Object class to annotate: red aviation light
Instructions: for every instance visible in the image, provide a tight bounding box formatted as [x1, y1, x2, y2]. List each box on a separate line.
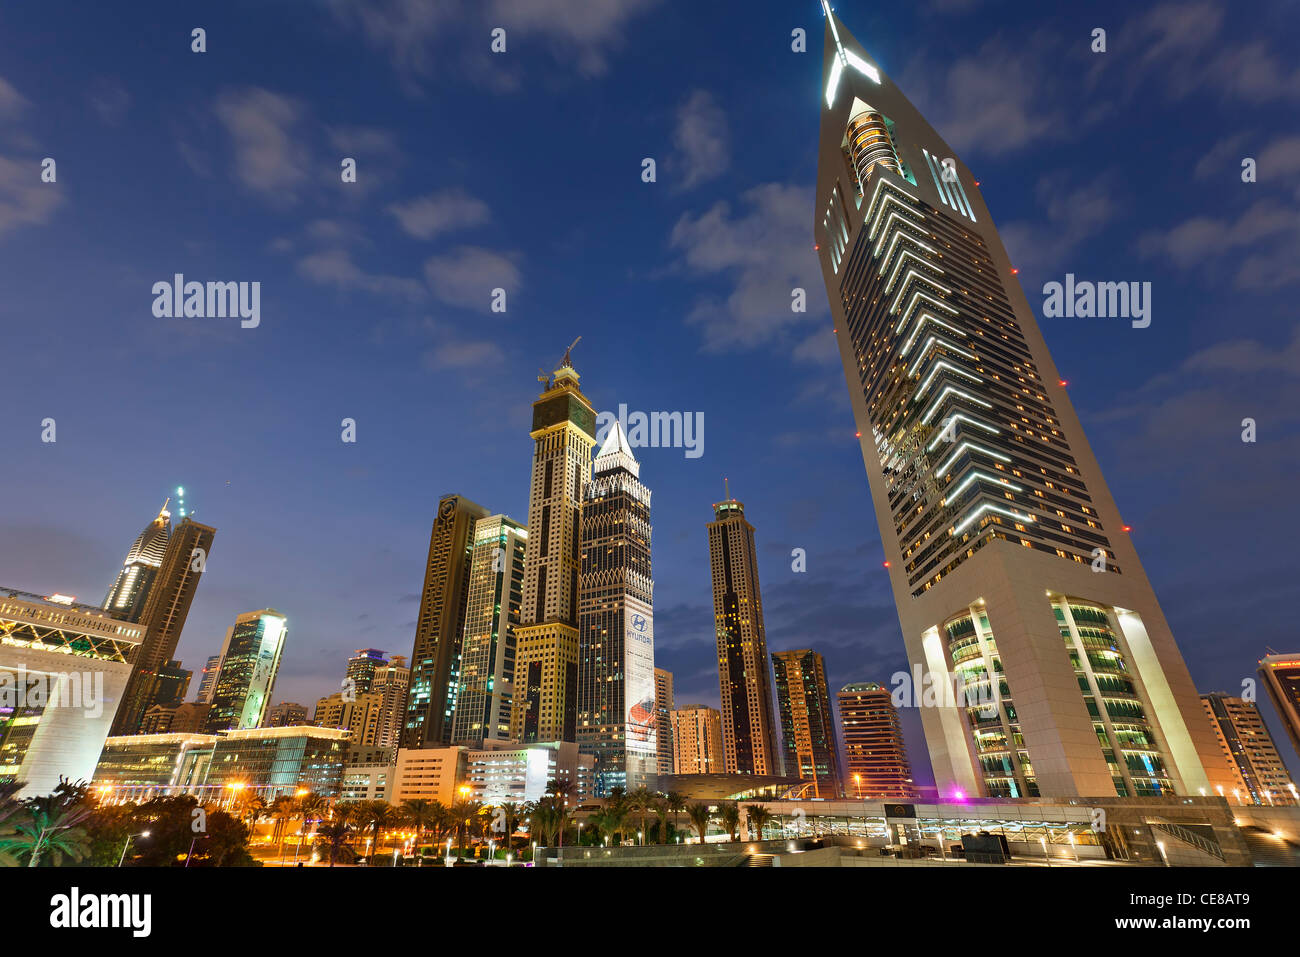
[1059, 379, 1068, 387]
[1122, 525, 1132, 533]
[1010, 267, 1019, 275]
[883, 561, 891, 568]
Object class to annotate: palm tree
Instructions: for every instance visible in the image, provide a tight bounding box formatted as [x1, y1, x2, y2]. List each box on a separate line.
[665, 791, 686, 840]
[686, 802, 712, 845]
[296, 792, 330, 857]
[356, 800, 396, 862]
[627, 787, 653, 845]
[1, 780, 93, 867]
[400, 798, 436, 845]
[314, 821, 353, 867]
[719, 802, 741, 842]
[652, 800, 670, 844]
[603, 802, 628, 846]
[495, 801, 523, 849]
[450, 800, 482, 859]
[745, 804, 773, 841]
[269, 795, 296, 856]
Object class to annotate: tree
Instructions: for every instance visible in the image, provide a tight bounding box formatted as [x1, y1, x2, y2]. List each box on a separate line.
[665, 791, 686, 840]
[495, 801, 523, 850]
[719, 802, 741, 842]
[0, 778, 93, 867]
[686, 803, 713, 845]
[450, 800, 483, 858]
[355, 800, 396, 861]
[0, 782, 24, 867]
[314, 821, 353, 867]
[745, 804, 773, 841]
[627, 787, 654, 845]
[269, 795, 296, 856]
[652, 800, 670, 844]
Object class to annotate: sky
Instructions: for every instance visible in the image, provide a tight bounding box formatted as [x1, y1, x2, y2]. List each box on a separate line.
[2, 0, 1298, 786]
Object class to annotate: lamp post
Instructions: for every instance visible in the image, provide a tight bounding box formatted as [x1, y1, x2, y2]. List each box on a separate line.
[117, 830, 150, 867]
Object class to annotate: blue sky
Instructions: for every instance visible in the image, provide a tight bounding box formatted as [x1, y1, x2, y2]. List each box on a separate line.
[2, 0, 1298, 786]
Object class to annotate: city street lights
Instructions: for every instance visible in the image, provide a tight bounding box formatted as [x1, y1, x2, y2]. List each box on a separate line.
[118, 830, 150, 867]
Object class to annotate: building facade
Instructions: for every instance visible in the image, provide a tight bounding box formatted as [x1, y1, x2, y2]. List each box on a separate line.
[654, 667, 675, 776]
[578, 422, 656, 795]
[511, 356, 596, 744]
[772, 650, 844, 798]
[196, 654, 223, 704]
[812, 4, 1231, 800]
[111, 516, 216, 735]
[670, 705, 724, 775]
[1202, 693, 1295, 805]
[403, 494, 490, 749]
[0, 589, 143, 796]
[707, 492, 779, 775]
[204, 610, 287, 733]
[101, 502, 171, 623]
[838, 682, 915, 798]
[266, 701, 309, 727]
[346, 648, 387, 695]
[465, 739, 595, 806]
[391, 746, 467, 805]
[1259, 653, 1300, 759]
[451, 515, 526, 746]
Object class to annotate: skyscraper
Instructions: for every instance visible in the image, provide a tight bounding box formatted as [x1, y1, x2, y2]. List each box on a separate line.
[204, 609, 287, 732]
[373, 655, 410, 750]
[707, 489, 778, 775]
[838, 682, 914, 799]
[196, 654, 223, 704]
[654, 667, 675, 776]
[102, 502, 171, 622]
[1201, 693, 1295, 805]
[403, 494, 490, 749]
[813, 4, 1232, 799]
[346, 649, 387, 695]
[452, 515, 526, 746]
[511, 350, 596, 744]
[111, 515, 216, 735]
[772, 649, 844, 798]
[671, 705, 724, 775]
[577, 422, 655, 795]
[1259, 653, 1300, 758]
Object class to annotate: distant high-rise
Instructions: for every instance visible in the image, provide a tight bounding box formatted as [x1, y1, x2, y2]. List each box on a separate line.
[373, 655, 410, 750]
[838, 682, 914, 799]
[578, 422, 655, 795]
[654, 667, 675, 776]
[403, 494, 490, 749]
[452, 516, 526, 746]
[196, 654, 223, 703]
[707, 489, 778, 775]
[1259, 653, 1300, 759]
[772, 650, 843, 798]
[111, 515, 216, 735]
[102, 502, 171, 622]
[315, 690, 384, 745]
[1201, 693, 1295, 805]
[511, 351, 596, 744]
[267, 701, 309, 727]
[813, 3, 1231, 799]
[671, 705, 724, 775]
[346, 649, 387, 695]
[204, 609, 287, 733]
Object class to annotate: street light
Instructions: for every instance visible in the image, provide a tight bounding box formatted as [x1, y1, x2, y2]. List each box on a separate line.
[117, 830, 150, 867]
[854, 774, 862, 800]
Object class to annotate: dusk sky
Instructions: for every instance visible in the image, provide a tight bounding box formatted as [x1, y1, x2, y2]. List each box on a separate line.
[2, 0, 1298, 784]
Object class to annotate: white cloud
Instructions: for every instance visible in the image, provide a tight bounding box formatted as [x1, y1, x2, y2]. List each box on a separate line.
[297, 248, 424, 300]
[671, 90, 729, 190]
[487, 0, 662, 75]
[388, 189, 490, 239]
[423, 246, 521, 310]
[214, 88, 308, 199]
[0, 154, 62, 238]
[670, 182, 825, 351]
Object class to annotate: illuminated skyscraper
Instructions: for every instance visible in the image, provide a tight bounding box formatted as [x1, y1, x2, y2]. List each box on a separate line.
[452, 515, 526, 745]
[772, 649, 843, 798]
[813, 4, 1232, 799]
[1201, 693, 1294, 806]
[671, 705, 724, 775]
[403, 494, 490, 749]
[838, 682, 914, 799]
[204, 609, 287, 732]
[511, 350, 596, 744]
[707, 489, 778, 775]
[196, 654, 223, 703]
[346, 649, 387, 695]
[654, 667, 675, 776]
[111, 515, 215, 735]
[578, 422, 655, 795]
[102, 502, 171, 622]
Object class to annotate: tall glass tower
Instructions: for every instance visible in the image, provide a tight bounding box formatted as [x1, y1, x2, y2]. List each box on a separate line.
[102, 501, 172, 622]
[578, 421, 655, 795]
[813, 4, 1232, 799]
